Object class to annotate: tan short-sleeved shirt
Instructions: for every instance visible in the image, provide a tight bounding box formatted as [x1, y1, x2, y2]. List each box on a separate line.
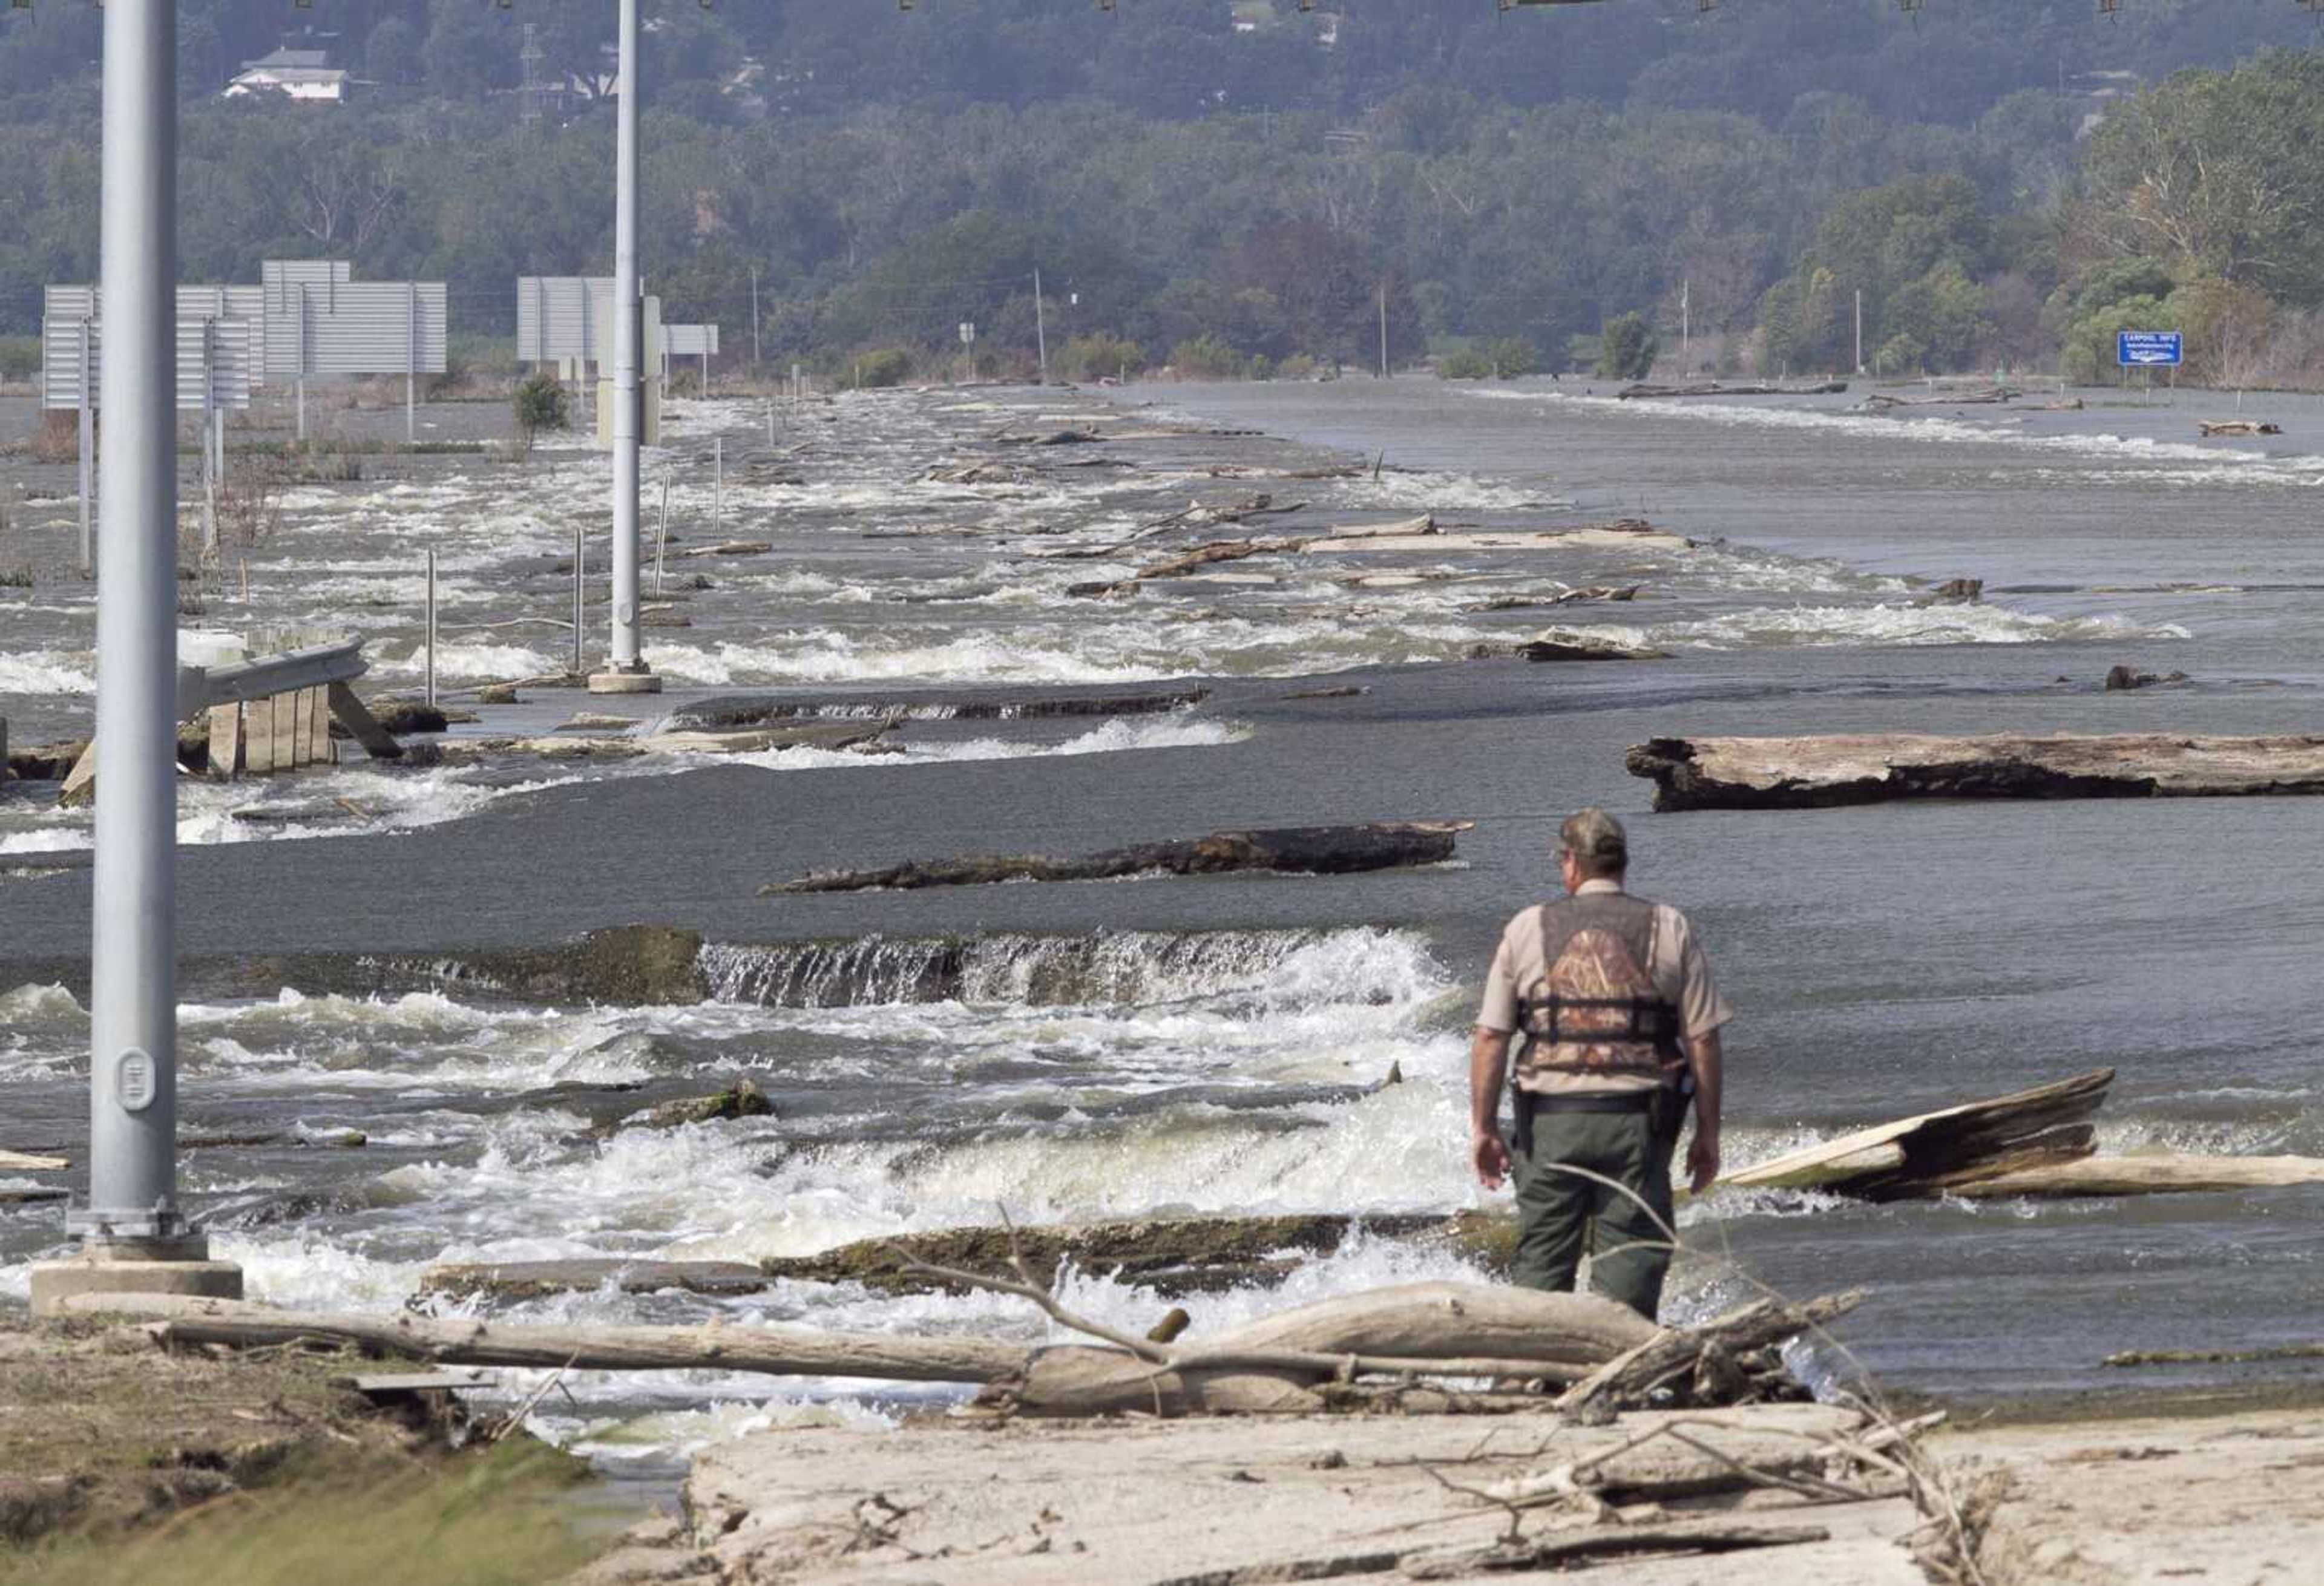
[1476, 879, 1732, 1096]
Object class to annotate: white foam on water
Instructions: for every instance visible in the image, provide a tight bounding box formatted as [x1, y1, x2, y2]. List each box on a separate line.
[724, 713, 1250, 773]
[540, 1395, 899, 1470]
[209, 1228, 430, 1314]
[0, 983, 84, 1023]
[0, 828, 91, 854]
[1558, 601, 2188, 651]
[375, 640, 563, 682]
[1354, 471, 1567, 513]
[1463, 386, 2324, 487]
[0, 649, 95, 695]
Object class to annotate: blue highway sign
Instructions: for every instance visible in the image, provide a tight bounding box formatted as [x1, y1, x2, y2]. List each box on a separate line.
[2118, 330, 2183, 367]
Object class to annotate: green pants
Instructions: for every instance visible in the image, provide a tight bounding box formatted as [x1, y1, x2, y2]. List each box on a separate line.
[1510, 1106, 1676, 1321]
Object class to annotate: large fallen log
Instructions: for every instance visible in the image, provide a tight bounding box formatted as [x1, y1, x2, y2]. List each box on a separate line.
[1618, 381, 1849, 399]
[1460, 585, 1641, 612]
[1865, 387, 2017, 408]
[2198, 419, 2281, 437]
[75, 1295, 1029, 1383]
[1303, 521, 1692, 555]
[665, 687, 1209, 728]
[71, 1282, 1678, 1419]
[1627, 732, 2324, 811]
[432, 720, 890, 763]
[1006, 1283, 1658, 1417]
[756, 1213, 1495, 1297]
[422, 1259, 773, 1303]
[760, 821, 1468, 895]
[1720, 1070, 2111, 1201]
[1948, 1153, 2324, 1199]
[1471, 633, 1670, 663]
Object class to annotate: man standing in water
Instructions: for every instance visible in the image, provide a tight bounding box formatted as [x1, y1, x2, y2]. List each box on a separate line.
[1468, 810, 1728, 1320]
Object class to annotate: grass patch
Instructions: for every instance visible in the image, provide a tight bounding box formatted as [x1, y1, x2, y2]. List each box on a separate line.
[1, 1441, 599, 1586]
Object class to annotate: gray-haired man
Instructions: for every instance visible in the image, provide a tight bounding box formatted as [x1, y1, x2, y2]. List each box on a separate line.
[1468, 809, 1729, 1319]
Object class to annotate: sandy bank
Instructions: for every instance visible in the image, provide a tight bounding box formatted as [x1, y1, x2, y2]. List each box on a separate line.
[577, 1395, 2324, 1586]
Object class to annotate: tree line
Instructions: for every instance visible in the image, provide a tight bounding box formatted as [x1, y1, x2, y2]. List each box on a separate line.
[4, 6, 2323, 384]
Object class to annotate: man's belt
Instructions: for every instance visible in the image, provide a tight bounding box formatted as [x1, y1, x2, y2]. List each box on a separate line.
[1522, 1090, 1661, 1115]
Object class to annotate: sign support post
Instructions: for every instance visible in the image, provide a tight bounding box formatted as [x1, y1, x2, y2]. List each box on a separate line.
[31, 0, 243, 1316]
[405, 281, 417, 446]
[76, 318, 94, 578]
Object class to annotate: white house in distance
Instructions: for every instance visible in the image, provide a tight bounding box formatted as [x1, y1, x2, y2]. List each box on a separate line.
[223, 47, 352, 105]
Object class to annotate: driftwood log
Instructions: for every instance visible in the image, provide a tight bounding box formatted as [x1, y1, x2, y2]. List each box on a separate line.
[1000, 1283, 1661, 1417]
[1068, 536, 1307, 598]
[753, 1213, 1497, 1297]
[1304, 520, 1692, 555]
[0, 1150, 67, 1171]
[2198, 419, 2281, 437]
[665, 687, 1208, 728]
[1865, 387, 2017, 408]
[67, 1281, 1713, 1418]
[1954, 1153, 2324, 1199]
[433, 720, 890, 763]
[1618, 381, 1848, 399]
[1627, 732, 2324, 810]
[1477, 634, 1670, 663]
[1460, 585, 1641, 612]
[761, 821, 1468, 895]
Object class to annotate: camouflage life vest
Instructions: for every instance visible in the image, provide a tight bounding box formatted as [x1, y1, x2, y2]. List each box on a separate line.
[1513, 892, 1686, 1084]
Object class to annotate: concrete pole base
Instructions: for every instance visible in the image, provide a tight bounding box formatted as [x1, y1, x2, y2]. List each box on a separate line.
[586, 670, 663, 695]
[29, 1239, 243, 1318]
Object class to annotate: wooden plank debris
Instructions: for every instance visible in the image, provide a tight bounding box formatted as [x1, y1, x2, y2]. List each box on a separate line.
[1721, 1071, 2112, 1201]
[246, 688, 278, 776]
[0, 1150, 69, 1171]
[336, 1371, 490, 1398]
[326, 683, 405, 761]
[206, 703, 243, 780]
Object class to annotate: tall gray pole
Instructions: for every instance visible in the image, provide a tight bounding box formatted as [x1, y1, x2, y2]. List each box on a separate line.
[89, 0, 182, 1247]
[1033, 268, 1048, 385]
[33, 0, 239, 1312]
[591, 0, 658, 694]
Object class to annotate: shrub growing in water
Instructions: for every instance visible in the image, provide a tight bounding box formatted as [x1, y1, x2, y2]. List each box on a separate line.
[512, 374, 570, 437]
[1483, 337, 1538, 379]
[854, 347, 916, 388]
[1597, 313, 1657, 380]
[1059, 334, 1144, 382]
[1437, 347, 1492, 380]
[1168, 333, 1244, 379]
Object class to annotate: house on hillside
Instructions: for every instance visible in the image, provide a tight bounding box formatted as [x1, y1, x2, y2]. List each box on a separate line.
[223, 47, 352, 105]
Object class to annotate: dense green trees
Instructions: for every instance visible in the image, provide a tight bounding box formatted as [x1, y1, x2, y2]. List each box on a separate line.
[7, 8, 2324, 382]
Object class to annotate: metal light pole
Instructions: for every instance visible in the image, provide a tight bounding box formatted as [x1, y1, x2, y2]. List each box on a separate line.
[31, 0, 241, 1314]
[589, 0, 661, 694]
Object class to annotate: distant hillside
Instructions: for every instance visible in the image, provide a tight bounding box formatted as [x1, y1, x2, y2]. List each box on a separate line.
[5, 1, 2322, 126]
